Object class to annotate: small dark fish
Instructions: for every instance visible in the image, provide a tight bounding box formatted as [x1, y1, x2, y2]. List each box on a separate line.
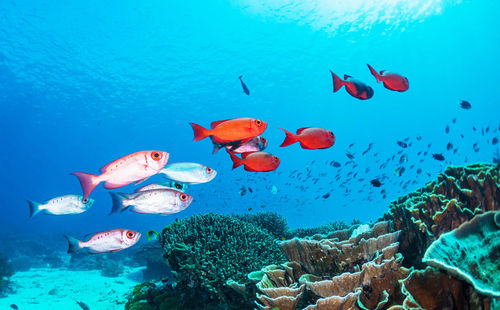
[452, 118, 456, 124]
[492, 137, 498, 145]
[460, 100, 471, 109]
[397, 141, 408, 148]
[398, 167, 405, 176]
[486, 126, 490, 133]
[416, 168, 422, 174]
[472, 126, 476, 131]
[432, 153, 445, 161]
[416, 136, 422, 141]
[346, 151, 354, 159]
[446, 142, 453, 151]
[473, 142, 478, 149]
[453, 148, 458, 154]
[76, 301, 90, 310]
[349, 143, 355, 148]
[238, 75, 250, 95]
[445, 125, 450, 134]
[370, 179, 382, 187]
[10, 305, 18, 310]
[399, 154, 408, 164]
[248, 187, 253, 193]
[322, 193, 330, 199]
[404, 137, 410, 142]
[460, 134, 464, 138]
[333, 161, 341, 167]
[248, 208, 253, 211]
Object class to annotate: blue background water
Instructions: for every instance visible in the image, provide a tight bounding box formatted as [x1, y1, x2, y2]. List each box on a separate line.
[0, 0, 498, 243]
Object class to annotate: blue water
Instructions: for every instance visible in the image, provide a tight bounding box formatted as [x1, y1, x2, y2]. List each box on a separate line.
[0, 0, 499, 241]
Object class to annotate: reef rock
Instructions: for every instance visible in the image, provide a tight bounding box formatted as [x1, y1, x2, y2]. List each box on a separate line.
[384, 163, 499, 268]
[423, 211, 500, 298]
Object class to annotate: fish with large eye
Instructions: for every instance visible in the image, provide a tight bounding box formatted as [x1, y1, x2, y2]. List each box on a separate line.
[330, 70, 374, 100]
[71, 150, 169, 201]
[109, 188, 193, 215]
[65, 229, 141, 254]
[367, 64, 409, 92]
[279, 127, 335, 149]
[227, 151, 280, 172]
[27, 194, 94, 218]
[189, 117, 267, 144]
[213, 136, 269, 154]
[159, 162, 217, 184]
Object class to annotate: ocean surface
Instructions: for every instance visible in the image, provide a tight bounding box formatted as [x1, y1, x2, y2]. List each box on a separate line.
[0, 0, 499, 309]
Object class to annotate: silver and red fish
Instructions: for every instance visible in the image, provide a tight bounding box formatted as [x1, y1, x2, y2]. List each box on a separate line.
[330, 70, 374, 100]
[367, 64, 409, 92]
[72, 150, 169, 201]
[65, 229, 141, 254]
[159, 162, 216, 184]
[212, 136, 268, 154]
[135, 181, 187, 192]
[27, 195, 94, 218]
[109, 188, 193, 215]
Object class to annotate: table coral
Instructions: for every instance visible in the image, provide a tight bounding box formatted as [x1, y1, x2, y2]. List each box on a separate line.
[384, 163, 499, 268]
[422, 211, 500, 298]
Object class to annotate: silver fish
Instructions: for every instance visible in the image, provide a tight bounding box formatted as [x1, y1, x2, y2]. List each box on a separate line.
[65, 229, 140, 254]
[134, 181, 187, 193]
[159, 162, 216, 184]
[227, 136, 268, 153]
[109, 189, 193, 215]
[27, 195, 94, 218]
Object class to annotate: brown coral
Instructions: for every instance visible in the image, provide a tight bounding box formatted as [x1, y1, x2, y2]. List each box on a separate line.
[384, 163, 499, 267]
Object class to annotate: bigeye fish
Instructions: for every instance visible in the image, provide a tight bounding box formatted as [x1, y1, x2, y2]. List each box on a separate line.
[65, 229, 141, 254]
[189, 118, 267, 143]
[279, 127, 335, 149]
[72, 150, 169, 201]
[159, 162, 217, 184]
[367, 64, 409, 92]
[109, 189, 193, 215]
[27, 195, 94, 218]
[330, 70, 374, 100]
[212, 136, 268, 154]
[134, 181, 188, 193]
[228, 151, 280, 172]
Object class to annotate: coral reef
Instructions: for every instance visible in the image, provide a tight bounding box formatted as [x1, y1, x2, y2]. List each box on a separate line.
[422, 211, 500, 297]
[133, 243, 173, 282]
[235, 212, 289, 240]
[0, 253, 14, 296]
[126, 213, 285, 309]
[286, 219, 360, 239]
[384, 163, 499, 267]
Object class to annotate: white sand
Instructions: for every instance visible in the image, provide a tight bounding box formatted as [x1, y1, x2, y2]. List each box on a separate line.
[0, 267, 144, 309]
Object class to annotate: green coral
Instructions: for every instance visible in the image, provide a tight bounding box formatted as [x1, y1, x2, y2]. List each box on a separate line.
[234, 212, 289, 239]
[133, 213, 285, 309]
[286, 219, 360, 239]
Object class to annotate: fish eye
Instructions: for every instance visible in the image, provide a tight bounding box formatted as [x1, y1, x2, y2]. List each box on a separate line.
[255, 120, 263, 126]
[126, 231, 135, 239]
[180, 194, 188, 202]
[260, 137, 266, 143]
[273, 156, 279, 161]
[206, 166, 213, 173]
[151, 152, 162, 161]
[175, 183, 182, 190]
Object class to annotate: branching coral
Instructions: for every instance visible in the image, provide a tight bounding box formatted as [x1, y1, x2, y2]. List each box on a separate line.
[234, 212, 289, 240]
[384, 163, 499, 268]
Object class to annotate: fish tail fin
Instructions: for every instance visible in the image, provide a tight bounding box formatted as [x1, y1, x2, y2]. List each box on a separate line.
[330, 70, 344, 92]
[65, 235, 83, 254]
[189, 123, 210, 141]
[147, 230, 159, 241]
[279, 128, 299, 147]
[367, 64, 381, 83]
[27, 200, 43, 218]
[227, 151, 244, 170]
[71, 172, 100, 201]
[238, 75, 242, 79]
[109, 192, 130, 214]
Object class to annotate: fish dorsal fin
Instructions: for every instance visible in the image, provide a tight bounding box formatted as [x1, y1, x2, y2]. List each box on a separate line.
[380, 70, 386, 75]
[211, 119, 233, 129]
[241, 152, 256, 159]
[344, 74, 352, 80]
[296, 127, 312, 135]
[99, 162, 113, 173]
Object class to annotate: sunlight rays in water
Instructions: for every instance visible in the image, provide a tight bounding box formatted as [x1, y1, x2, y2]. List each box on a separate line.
[233, 0, 456, 33]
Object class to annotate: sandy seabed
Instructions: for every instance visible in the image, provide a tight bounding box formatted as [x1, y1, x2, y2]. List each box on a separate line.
[0, 267, 143, 310]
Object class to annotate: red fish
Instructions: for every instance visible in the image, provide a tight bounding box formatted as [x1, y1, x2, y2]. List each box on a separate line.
[228, 151, 280, 172]
[72, 151, 169, 201]
[189, 118, 267, 143]
[279, 127, 335, 149]
[330, 70, 374, 100]
[367, 64, 409, 92]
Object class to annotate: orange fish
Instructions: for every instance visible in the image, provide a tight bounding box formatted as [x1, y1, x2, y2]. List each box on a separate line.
[72, 151, 169, 201]
[189, 118, 267, 143]
[367, 64, 409, 92]
[228, 151, 280, 172]
[279, 127, 335, 149]
[330, 70, 374, 100]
